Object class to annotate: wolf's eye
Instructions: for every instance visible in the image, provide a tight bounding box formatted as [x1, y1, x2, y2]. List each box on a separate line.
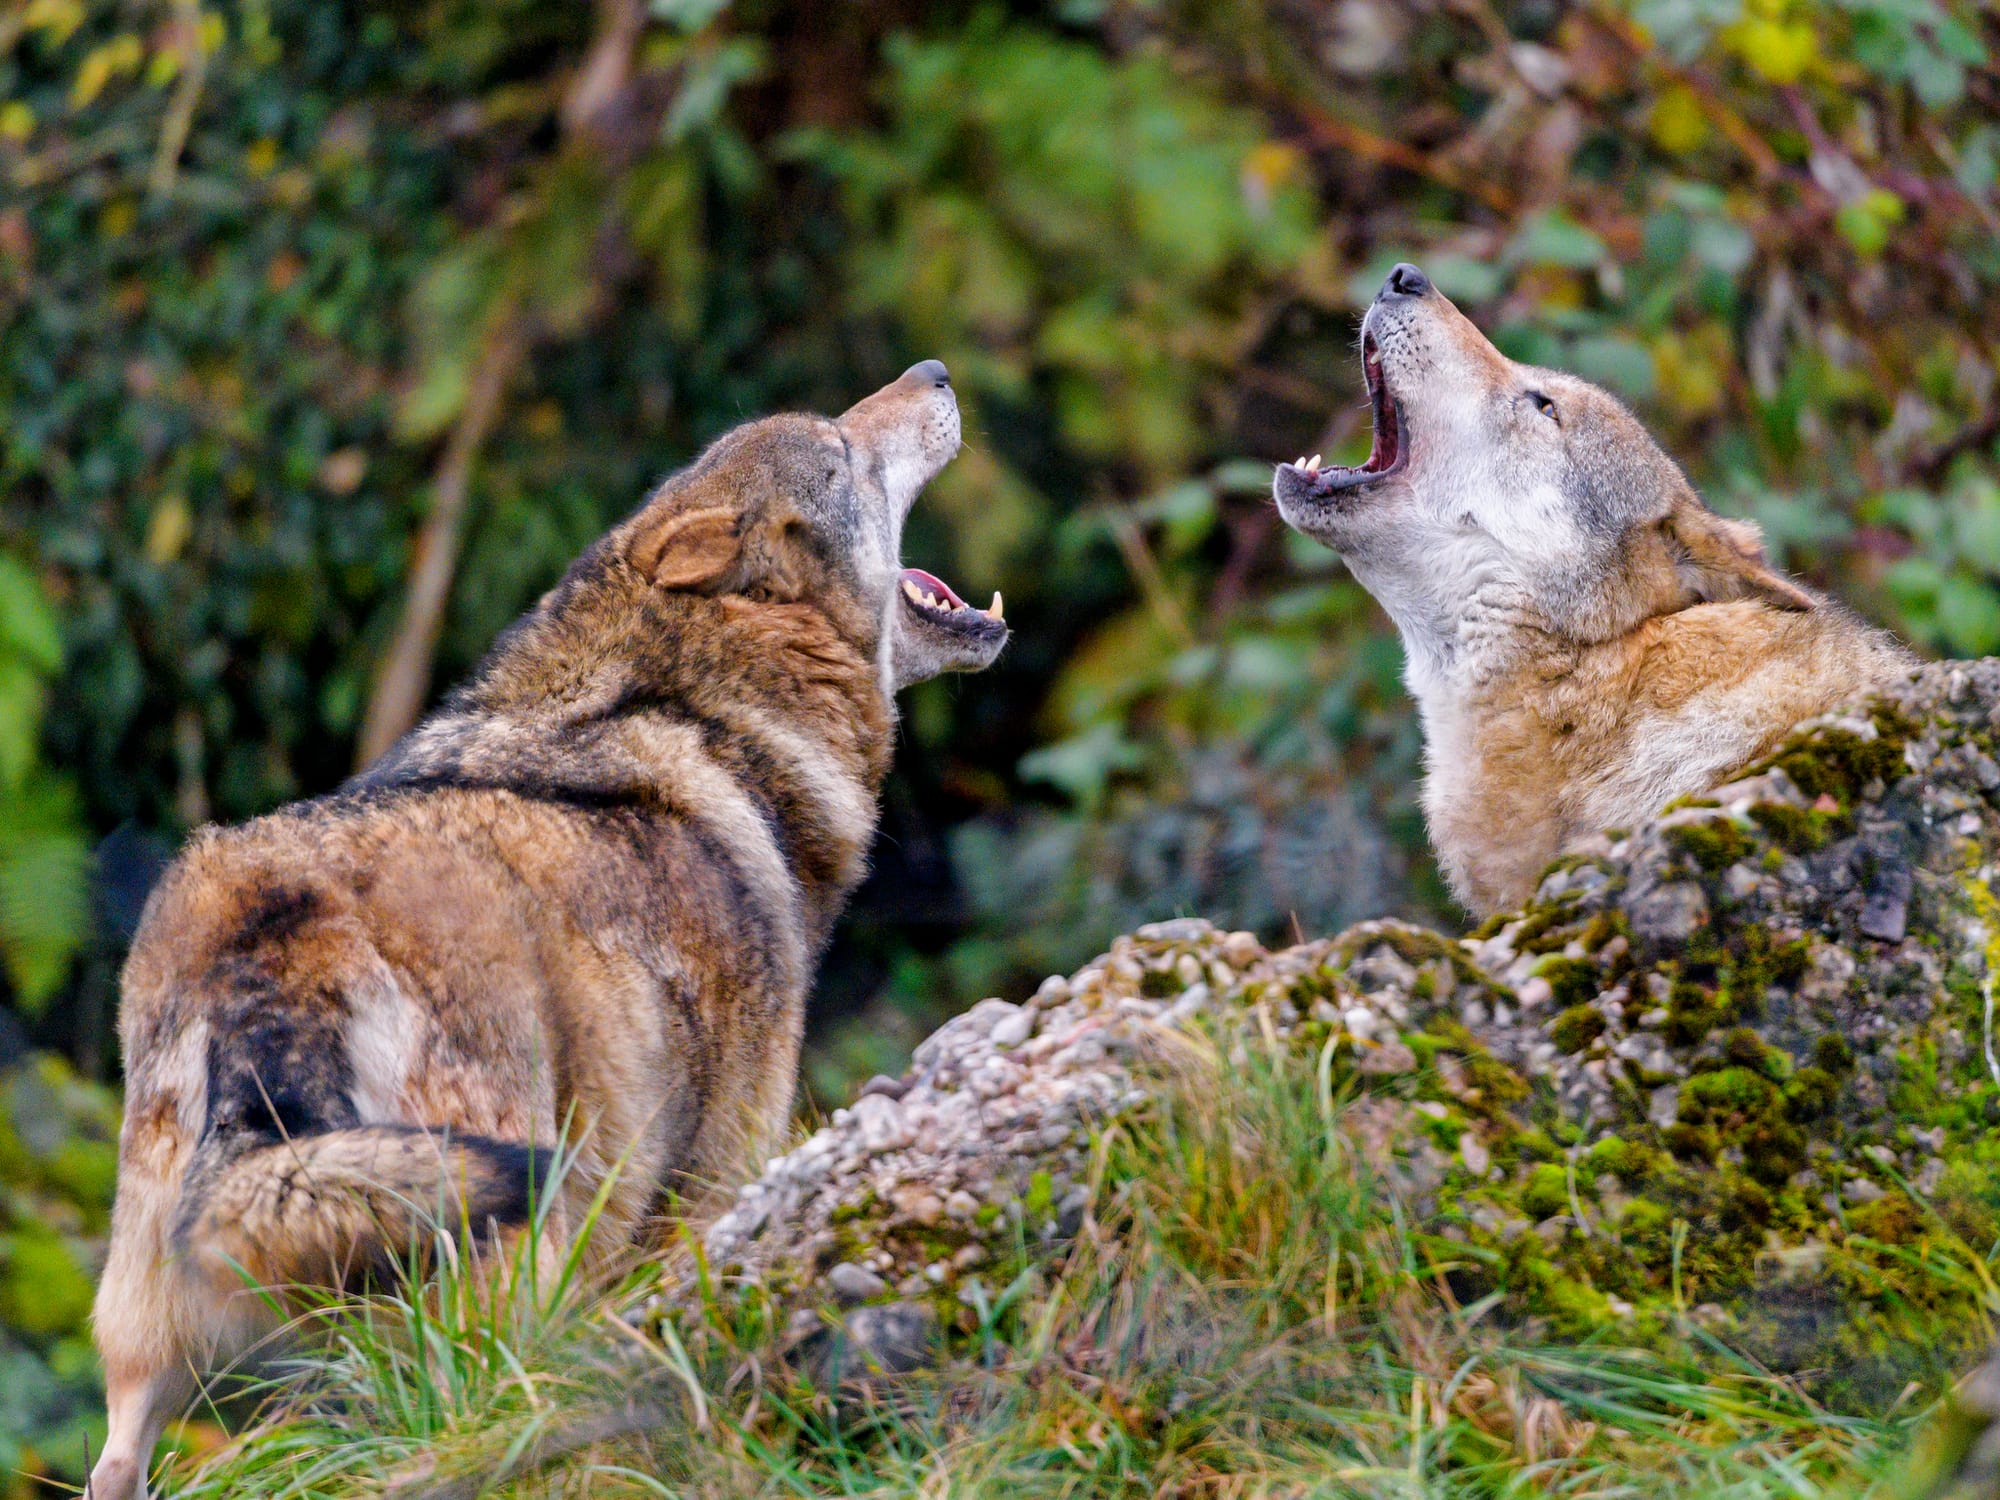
[1525, 391, 1558, 423]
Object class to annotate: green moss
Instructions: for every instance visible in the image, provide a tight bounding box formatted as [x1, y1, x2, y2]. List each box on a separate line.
[1740, 1120, 1807, 1185]
[1813, 1034, 1855, 1074]
[1584, 1135, 1663, 1183]
[1757, 713, 1911, 808]
[1140, 967, 1184, 998]
[1783, 1067, 1841, 1121]
[1023, 1170, 1054, 1219]
[1666, 1121, 1719, 1160]
[0, 1226, 93, 1338]
[1722, 1027, 1791, 1079]
[1847, 1192, 1924, 1246]
[1536, 956, 1602, 1010]
[1665, 818, 1749, 873]
[1684, 1066, 1775, 1117]
[1718, 1172, 1774, 1231]
[1665, 978, 1728, 1046]
[1550, 1003, 1607, 1055]
[1521, 1163, 1571, 1220]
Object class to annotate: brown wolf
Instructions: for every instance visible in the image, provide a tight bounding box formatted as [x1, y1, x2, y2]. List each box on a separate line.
[87, 361, 1007, 1500]
[1274, 265, 1911, 915]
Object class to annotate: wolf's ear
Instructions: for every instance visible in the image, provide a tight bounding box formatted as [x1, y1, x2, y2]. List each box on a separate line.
[1665, 499, 1815, 613]
[629, 506, 743, 591]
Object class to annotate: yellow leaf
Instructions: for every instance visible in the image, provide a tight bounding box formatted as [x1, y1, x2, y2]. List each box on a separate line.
[0, 103, 33, 144]
[145, 496, 193, 566]
[70, 35, 143, 109]
[1648, 86, 1708, 155]
[244, 137, 279, 176]
[23, 0, 85, 46]
[1728, 18, 1818, 84]
[147, 48, 184, 88]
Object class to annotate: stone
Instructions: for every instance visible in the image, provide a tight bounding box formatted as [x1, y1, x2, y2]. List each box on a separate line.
[826, 1262, 889, 1305]
[1627, 877, 1708, 943]
[989, 1009, 1034, 1049]
[1858, 863, 1912, 942]
[1459, 1132, 1490, 1176]
[839, 1301, 937, 1375]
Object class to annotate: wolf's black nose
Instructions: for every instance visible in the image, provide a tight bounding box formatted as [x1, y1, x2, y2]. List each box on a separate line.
[903, 359, 950, 389]
[1379, 263, 1431, 300]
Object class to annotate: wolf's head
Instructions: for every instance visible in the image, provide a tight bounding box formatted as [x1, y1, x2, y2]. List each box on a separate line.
[613, 359, 1006, 692]
[1273, 265, 1812, 681]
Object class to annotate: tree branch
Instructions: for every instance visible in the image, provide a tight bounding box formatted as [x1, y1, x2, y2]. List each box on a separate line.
[354, 0, 649, 769]
[356, 316, 524, 766]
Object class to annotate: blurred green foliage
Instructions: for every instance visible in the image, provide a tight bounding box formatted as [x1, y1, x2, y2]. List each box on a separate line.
[3, 0, 2000, 1482]
[0, 1050, 121, 1490]
[0, 555, 89, 1014]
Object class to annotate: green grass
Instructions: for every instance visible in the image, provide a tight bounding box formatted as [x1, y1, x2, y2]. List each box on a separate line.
[149, 1040, 1978, 1499]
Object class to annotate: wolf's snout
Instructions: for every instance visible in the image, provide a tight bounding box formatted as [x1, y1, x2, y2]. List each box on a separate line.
[1378, 263, 1431, 301]
[901, 358, 950, 389]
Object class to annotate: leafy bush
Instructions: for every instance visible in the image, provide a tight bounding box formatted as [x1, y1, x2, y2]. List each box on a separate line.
[0, 555, 88, 1013]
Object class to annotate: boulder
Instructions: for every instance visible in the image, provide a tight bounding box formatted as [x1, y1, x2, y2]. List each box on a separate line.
[676, 660, 2000, 1471]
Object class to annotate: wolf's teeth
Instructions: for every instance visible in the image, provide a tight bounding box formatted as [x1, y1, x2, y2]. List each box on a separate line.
[1307, 453, 1322, 471]
[928, 592, 944, 610]
[989, 591, 1003, 620]
[1295, 456, 1307, 468]
[902, 579, 924, 604]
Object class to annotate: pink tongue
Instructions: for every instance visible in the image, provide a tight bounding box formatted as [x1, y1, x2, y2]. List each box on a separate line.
[902, 567, 965, 609]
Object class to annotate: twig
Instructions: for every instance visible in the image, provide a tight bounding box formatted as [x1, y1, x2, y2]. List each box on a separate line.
[1287, 98, 1515, 215]
[1906, 408, 2000, 486]
[356, 314, 525, 766]
[1100, 501, 1196, 649]
[148, 0, 210, 202]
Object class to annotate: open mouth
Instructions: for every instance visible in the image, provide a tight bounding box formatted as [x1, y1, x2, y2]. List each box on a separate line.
[1282, 331, 1408, 497]
[899, 566, 1006, 637]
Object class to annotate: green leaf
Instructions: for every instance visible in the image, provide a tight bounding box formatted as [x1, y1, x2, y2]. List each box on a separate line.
[0, 557, 63, 678]
[1018, 723, 1145, 811]
[1934, 572, 2000, 656]
[0, 773, 91, 1012]
[1507, 209, 1607, 271]
[1953, 479, 2000, 574]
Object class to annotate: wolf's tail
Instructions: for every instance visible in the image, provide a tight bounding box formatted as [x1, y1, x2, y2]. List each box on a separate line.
[177, 1125, 549, 1289]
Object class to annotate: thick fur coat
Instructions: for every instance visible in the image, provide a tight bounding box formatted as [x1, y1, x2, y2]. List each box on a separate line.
[89, 362, 1006, 1500]
[1276, 266, 1911, 914]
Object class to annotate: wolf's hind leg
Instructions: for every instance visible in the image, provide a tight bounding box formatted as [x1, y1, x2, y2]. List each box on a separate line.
[89, 1357, 196, 1500]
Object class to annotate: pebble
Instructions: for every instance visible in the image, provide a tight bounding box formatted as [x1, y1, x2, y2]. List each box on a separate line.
[827, 1262, 889, 1304]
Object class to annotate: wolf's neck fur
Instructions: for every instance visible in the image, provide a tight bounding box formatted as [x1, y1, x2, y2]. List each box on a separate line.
[1402, 595, 1908, 915]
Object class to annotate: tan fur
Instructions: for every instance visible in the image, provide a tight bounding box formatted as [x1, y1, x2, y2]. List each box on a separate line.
[1422, 599, 1903, 912]
[87, 363, 1004, 1500]
[1275, 267, 1911, 915]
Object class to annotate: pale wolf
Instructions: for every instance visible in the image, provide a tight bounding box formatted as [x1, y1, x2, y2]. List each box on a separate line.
[1274, 264, 1909, 914]
[88, 362, 1007, 1500]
